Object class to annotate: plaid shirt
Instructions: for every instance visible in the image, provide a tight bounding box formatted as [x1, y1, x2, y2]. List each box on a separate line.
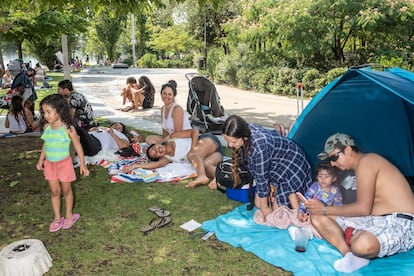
[246, 124, 312, 206]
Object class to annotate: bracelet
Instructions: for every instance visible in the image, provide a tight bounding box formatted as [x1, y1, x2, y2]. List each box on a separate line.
[322, 206, 327, 216]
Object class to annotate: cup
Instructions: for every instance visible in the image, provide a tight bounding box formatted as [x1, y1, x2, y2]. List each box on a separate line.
[294, 227, 311, 252]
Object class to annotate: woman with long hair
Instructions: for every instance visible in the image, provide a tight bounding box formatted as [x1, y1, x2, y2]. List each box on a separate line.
[221, 115, 313, 220]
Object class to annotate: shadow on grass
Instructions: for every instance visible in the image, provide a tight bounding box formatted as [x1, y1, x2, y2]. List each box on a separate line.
[0, 136, 292, 275]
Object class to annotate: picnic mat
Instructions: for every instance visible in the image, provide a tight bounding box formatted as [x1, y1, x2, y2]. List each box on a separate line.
[77, 146, 197, 183]
[201, 204, 414, 276]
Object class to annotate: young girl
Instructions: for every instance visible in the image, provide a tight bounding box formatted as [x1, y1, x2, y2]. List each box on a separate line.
[5, 95, 35, 134]
[36, 94, 89, 232]
[297, 163, 343, 222]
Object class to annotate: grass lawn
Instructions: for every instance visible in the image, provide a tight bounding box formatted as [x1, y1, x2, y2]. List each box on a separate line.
[0, 76, 292, 274]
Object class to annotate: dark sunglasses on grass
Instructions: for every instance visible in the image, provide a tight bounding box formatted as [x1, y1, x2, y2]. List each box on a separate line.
[329, 149, 344, 162]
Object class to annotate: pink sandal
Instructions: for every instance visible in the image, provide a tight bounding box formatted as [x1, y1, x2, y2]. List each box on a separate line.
[49, 218, 64, 232]
[62, 214, 80, 230]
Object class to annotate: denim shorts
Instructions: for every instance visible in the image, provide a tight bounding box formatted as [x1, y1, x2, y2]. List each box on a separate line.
[199, 133, 223, 156]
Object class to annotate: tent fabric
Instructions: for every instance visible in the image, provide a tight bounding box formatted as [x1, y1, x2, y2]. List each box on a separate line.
[288, 67, 414, 177]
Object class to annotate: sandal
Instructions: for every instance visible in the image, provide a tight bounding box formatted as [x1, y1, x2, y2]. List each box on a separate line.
[140, 216, 172, 233]
[149, 207, 171, 217]
[49, 218, 64, 232]
[62, 213, 80, 230]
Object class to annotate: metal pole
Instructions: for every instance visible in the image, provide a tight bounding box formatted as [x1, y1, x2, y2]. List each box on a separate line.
[131, 14, 136, 67]
[295, 82, 304, 115]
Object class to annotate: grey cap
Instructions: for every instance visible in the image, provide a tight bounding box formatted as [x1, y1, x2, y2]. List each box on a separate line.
[318, 133, 355, 160]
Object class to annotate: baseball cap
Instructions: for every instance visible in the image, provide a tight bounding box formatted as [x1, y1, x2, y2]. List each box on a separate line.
[318, 133, 355, 160]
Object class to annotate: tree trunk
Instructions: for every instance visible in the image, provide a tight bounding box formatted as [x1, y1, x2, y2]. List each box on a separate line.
[0, 33, 4, 73]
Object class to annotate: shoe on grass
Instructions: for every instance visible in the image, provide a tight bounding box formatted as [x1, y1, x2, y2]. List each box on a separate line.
[140, 216, 172, 234]
[49, 218, 64, 232]
[149, 207, 171, 217]
[62, 213, 80, 230]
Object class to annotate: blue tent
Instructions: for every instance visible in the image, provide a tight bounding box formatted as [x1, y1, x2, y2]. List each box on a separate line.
[288, 66, 414, 178]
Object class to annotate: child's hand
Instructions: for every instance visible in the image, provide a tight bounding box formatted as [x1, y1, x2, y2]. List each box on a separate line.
[80, 165, 89, 176]
[36, 161, 44, 171]
[297, 212, 309, 222]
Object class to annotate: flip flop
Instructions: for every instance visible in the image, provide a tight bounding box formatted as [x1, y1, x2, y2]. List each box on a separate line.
[140, 216, 172, 234]
[62, 213, 80, 230]
[49, 217, 64, 232]
[149, 207, 171, 217]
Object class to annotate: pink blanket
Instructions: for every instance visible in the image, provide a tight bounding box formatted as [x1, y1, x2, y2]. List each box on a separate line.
[253, 205, 321, 239]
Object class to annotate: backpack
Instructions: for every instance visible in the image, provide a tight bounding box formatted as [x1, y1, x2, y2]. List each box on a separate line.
[215, 159, 255, 210]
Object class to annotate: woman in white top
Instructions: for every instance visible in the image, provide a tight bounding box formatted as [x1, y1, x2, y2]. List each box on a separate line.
[5, 95, 36, 134]
[125, 128, 223, 188]
[2, 69, 13, 89]
[34, 63, 46, 86]
[145, 80, 192, 144]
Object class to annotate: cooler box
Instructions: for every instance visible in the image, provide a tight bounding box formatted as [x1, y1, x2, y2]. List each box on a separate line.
[226, 184, 256, 203]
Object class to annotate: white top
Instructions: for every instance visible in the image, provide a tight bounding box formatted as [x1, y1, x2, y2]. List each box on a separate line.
[91, 129, 128, 151]
[165, 138, 192, 163]
[7, 112, 27, 133]
[162, 102, 192, 134]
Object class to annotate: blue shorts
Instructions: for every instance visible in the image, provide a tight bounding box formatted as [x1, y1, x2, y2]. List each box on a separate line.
[199, 133, 223, 156]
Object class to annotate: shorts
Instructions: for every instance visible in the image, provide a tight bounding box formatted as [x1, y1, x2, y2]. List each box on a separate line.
[199, 133, 223, 156]
[336, 213, 414, 257]
[44, 156, 76, 182]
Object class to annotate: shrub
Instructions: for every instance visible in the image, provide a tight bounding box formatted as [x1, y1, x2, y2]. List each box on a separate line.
[138, 53, 158, 68]
[122, 58, 133, 67]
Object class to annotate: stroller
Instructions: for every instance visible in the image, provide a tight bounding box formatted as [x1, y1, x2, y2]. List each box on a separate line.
[186, 73, 226, 134]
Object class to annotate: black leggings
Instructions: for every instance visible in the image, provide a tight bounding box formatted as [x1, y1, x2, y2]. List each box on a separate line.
[76, 126, 102, 156]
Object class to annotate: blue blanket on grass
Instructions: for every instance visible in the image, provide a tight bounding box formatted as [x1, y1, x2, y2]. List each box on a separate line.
[201, 204, 414, 276]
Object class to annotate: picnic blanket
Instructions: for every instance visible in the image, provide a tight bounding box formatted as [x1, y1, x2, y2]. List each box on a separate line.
[77, 143, 197, 183]
[201, 204, 414, 276]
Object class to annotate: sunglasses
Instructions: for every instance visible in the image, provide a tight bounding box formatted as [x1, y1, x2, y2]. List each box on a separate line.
[329, 149, 344, 162]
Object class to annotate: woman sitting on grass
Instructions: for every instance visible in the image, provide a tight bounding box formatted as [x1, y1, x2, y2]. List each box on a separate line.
[123, 128, 223, 188]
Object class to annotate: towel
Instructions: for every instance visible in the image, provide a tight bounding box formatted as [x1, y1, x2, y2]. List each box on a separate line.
[202, 204, 414, 276]
[253, 205, 321, 239]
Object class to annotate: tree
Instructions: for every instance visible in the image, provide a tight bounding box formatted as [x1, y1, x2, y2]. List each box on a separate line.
[94, 10, 127, 62]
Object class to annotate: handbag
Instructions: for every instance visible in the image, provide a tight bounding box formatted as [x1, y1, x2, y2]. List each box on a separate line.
[215, 159, 255, 210]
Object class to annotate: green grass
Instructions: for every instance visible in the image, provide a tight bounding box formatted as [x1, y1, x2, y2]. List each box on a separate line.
[0, 73, 289, 274]
[34, 72, 66, 110]
[0, 137, 291, 275]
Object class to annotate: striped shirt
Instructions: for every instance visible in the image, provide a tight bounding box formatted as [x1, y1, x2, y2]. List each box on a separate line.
[246, 124, 313, 206]
[41, 125, 71, 162]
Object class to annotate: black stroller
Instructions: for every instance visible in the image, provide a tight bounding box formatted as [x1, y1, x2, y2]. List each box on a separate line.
[186, 73, 226, 134]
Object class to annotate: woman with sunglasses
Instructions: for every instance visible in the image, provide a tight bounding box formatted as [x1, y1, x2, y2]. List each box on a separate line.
[221, 115, 313, 221]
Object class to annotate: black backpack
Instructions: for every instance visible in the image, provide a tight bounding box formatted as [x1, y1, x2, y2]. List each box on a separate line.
[215, 159, 255, 210]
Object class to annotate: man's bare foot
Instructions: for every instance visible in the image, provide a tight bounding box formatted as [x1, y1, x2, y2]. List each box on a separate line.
[208, 178, 218, 190]
[186, 176, 209, 188]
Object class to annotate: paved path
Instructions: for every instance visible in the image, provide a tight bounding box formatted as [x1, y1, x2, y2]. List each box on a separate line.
[1, 67, 309, 134]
